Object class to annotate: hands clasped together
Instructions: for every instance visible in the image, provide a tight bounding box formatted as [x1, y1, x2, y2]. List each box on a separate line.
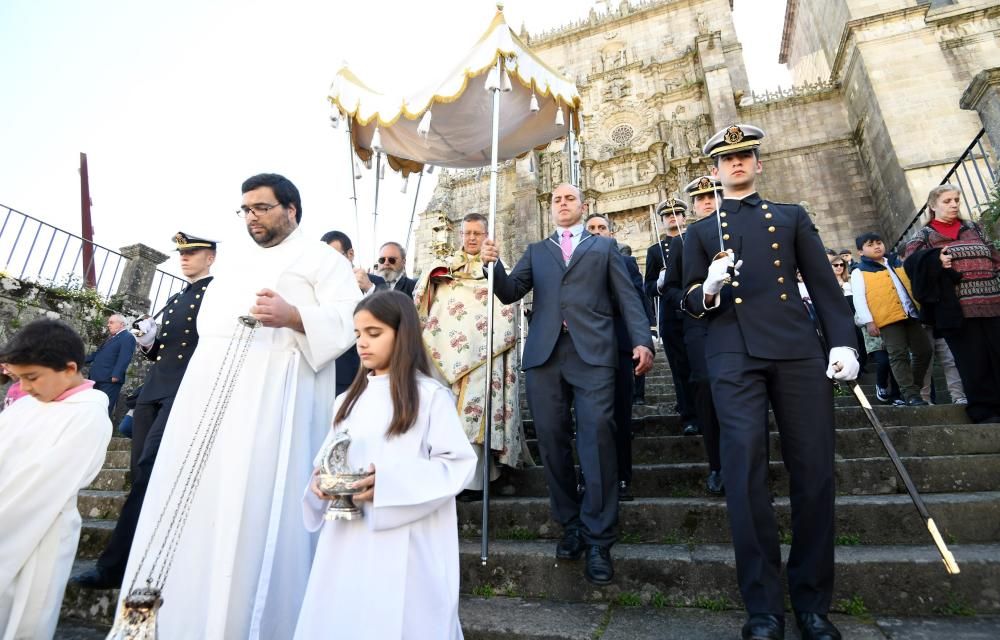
[311, 463, 377, 503]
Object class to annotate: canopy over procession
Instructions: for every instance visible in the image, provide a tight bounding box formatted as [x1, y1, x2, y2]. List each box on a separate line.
[4, 3, 999, 640]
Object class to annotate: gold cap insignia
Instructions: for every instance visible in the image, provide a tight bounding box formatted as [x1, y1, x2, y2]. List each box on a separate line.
[723, 126, 744, 145]
[697, 177, 713, 191]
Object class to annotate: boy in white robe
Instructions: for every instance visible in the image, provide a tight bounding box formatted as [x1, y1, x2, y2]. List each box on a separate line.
[0, 319, 111, 639]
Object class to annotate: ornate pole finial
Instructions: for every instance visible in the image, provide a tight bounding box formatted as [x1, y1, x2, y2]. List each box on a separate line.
[496, 2, 504, 11]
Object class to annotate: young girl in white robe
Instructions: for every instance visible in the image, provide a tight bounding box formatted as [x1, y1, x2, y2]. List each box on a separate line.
[293, 290, 476, 640]
[0, 319, 111, 640]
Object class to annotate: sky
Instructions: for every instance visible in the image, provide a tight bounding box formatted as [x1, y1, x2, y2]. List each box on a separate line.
[0, 0, 789, 276]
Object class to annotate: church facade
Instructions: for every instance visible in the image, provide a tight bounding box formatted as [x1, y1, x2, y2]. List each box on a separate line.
[414, 0, 999, 277]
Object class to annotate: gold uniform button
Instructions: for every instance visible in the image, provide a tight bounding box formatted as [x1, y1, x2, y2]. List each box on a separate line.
[762, 204, 769, 210]
[169, 309, 174, 314]
[735, 297, 743, 304]
[195, 294, 201, 299]
[772, 243, 779, 250]
[765, 213, 773, 219]
[178, 354, 184, 359]
[723, 234, 730, 240]
[185, 329, 191, 334]
[720, 212, 727, 218]
[157, 356, 162, 361]
[187, 317, 192, 321]
[774, 260, 782, 267]
[165, 320, 170, 325]
[190, 304, 195, 308]
[181, 342, 187, 347]
[778, 276, 785, 284]
[202, 286, 207, 290]
[780, 293, 788, 301]
[721, 222, 728, 228]
[732, 281, 740, 287]
[768, 226, 776, 233]
[173, 299, 179, 304]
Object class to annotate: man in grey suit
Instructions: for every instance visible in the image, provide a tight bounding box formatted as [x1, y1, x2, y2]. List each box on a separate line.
[481, 183, 654, 585]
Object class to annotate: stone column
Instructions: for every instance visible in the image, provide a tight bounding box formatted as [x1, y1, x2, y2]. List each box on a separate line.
[960, 67, 1000, 161]
[695, 33, 738, 129]
[115, 244, 170, 312]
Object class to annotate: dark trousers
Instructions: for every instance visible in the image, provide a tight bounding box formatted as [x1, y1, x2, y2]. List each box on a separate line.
[633, 373, 646, 401]
[614, 352, 634, 485]
[525, 333, 618, 546]
[943, 316, 1000, 423]
[871, 350, 901, 400]
[661, 317, 697, 423]
[709, 353, 835, 615]
[93, 381, 123, 416]
[97, 395, 175, 578]
[684, 322, 720, 471]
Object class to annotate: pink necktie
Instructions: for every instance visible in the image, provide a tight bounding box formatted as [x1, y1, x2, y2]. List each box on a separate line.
[560, 230, 573, 264]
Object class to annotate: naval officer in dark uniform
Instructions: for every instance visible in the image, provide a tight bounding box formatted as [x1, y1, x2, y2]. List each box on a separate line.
[661, 176, 727, 495]
[73, 232, 217, 589]
[644, 199, 699, 435]
[681, 125, 858, 640]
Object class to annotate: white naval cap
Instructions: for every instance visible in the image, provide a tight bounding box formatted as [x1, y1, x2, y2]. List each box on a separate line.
[702, 124, 765, 158]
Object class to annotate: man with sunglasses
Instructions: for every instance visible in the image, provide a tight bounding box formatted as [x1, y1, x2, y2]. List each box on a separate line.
[375, 241, 417, 297]
[118, 173, 361, 638]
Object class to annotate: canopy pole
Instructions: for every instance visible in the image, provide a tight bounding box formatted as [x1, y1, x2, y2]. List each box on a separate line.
[568, 113, 579, 188]
[346, 120, 361, 243]
[373, 152, 382, 265]
[482, 56, 503, 567]
[404, 170, 424, 256]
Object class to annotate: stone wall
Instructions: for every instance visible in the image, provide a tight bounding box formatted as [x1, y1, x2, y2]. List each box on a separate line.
[740, 87, 880, 251]
[0, 275, 152, 421]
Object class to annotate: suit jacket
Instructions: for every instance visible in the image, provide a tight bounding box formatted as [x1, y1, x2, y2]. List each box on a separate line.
[492, 230, 654, 370]
[644, 236, 684, 325]
[335, 273, 386, 393]
[138, 276, 213, 402]
[376, 274, 415, 297]
[614, 253, 651, 353]
[86, 329, 136, 383]
[681, 193, 856, 360]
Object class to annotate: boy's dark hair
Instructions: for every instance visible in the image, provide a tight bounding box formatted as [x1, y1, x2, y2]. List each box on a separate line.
[0, 318, 86, 370]
[334, 291, 432, 438]
[855, 232, 884, 250]
[241, 173, 303, 223]
[321, 230, 352, 250]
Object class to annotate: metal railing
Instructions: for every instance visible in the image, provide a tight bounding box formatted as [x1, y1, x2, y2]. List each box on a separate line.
[893, 128, 997, 250]
[0, 203, 186, 314]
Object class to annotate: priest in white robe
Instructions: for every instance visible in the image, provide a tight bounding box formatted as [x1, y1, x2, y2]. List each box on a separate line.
[116, 174, 361, 639]
[293, 374, 476, 640]
[0, 322, 111, 640]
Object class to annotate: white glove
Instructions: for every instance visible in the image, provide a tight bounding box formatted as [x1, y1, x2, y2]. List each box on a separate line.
[826, 346, 859, 381]
[135, 318, 158, 349]
[703, 251, 743, 296]
[656, 268, 667, 293]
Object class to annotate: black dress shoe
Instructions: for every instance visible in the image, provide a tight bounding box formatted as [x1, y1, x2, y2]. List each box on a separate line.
[741, 613, 784, 640]
[795, 612, 841, 640]
[456, 489, 482, 502]
[70, 566, 122, 590]
[618, 480, 634, 502]
[706, 470, 725, 496]
[584, 545, 614, 585]
[555, 529, 585, 560]
[682, 423, 701, 436]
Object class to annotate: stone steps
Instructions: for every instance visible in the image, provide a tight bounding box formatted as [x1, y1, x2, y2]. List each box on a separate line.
[459, 541, 1000, 616]
[60, 596, 1000, 640]
[525, 423, 1000, 465]
[498, 454, 1000, 498]
[458, 492, 1000, 545]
